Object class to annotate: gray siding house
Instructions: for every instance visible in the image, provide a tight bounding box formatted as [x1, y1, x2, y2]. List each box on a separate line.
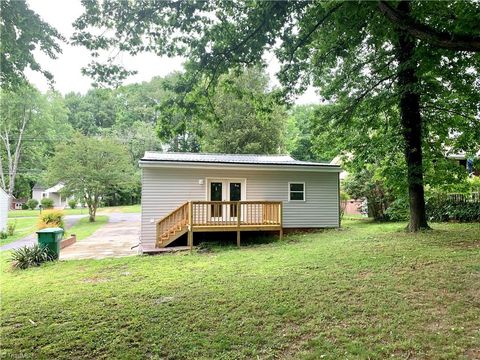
[139, 152, 341, 252]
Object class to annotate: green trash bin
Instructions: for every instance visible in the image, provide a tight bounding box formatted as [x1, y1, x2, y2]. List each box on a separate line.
[36, 227, 64, 259]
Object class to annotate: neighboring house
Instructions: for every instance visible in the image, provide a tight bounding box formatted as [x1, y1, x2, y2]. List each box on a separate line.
[0, 188, 8, 232]
[329, 155, 348, 181]
[139, 152, 341, 253]
[32, 182, 68, 208]
[10, 197, 27, 210]
[32, 183, 47, 204]
[447, 151, 480, 177]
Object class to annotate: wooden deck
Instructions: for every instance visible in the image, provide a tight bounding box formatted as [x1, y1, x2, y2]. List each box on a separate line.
[156, 201, 283, 249]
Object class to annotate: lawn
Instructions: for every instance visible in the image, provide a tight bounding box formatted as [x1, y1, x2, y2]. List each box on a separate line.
[1, 221, 479, 359]
[66, 215, 108, 241]
[0, 218, 37, 246]
[8, 204, 140, 218]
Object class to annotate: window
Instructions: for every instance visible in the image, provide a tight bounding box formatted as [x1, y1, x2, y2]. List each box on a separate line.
[289, 182, 305, 201]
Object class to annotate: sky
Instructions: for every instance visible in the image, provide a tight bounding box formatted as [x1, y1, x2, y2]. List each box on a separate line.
[26, 0, 319, 105]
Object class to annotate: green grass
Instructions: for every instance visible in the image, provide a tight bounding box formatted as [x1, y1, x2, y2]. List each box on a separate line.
[66, 215, 108, 241]
[8, 208, 90, 218]
[1, 221, 479, 359]
[97, 204, 141, 213]
[8, 204, 140, 218]
[0, 218, 38, 246]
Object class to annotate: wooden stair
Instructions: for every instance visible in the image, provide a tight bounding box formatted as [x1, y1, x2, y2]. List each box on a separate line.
[156, 202, 189, 248]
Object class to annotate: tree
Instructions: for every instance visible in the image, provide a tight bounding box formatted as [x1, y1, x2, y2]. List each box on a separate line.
[64, 89, 117, 135]
[47, 135, 135, 222]
[0, 85, 72, 201]
[199, 67, 286, 154]
[285, 105, 325, 162]
[0, 0, 63, 90]
[73, 0, 480, 231]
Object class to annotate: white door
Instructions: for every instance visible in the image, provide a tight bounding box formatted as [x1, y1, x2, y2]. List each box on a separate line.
[208, 179, 245, 221]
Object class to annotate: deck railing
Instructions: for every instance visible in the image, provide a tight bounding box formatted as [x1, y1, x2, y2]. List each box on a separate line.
[156, 201, 189, 242]
[156, 200, 283, 249]
[191, 201, 282, 227]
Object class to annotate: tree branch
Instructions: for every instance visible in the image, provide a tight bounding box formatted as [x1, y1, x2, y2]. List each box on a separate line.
[421, 103, 477, 121]
[378, 1, 480, 52]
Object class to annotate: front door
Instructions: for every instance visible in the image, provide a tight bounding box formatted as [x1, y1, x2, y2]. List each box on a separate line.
[208, 179, 245, 220]
[229, 182, 241, 218]
[210, 182, 223, 217]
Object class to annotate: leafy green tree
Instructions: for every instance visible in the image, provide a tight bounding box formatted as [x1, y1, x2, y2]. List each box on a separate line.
[343, 167, 392, 220]
[155, 73, 203, 152]
[74, 0, 480, 231]
[47, 135, 135, 221]
[64, 88, 117, 135]
[114, 76, 168, 127]
[104, 121, 163, 164]
[0, 85, 72, 200]
[0, 0, 63, 90]
[286, 105, 325, 162]
[200, 67, 286, 154]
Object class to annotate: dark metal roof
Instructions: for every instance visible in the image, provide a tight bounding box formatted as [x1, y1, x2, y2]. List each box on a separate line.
[32, 183, 46, 190]
[140, 152, 339, 168]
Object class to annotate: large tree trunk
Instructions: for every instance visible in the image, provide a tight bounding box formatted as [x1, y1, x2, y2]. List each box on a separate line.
[395, 1, 430, 231]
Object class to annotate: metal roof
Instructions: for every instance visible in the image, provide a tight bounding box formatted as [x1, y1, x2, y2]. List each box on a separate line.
[32, 183, 46, 190]
[141, 152, 339, 168]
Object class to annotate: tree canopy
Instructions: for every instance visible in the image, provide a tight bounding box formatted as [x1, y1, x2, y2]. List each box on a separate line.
[73, 0, 480, 231]
[47, 135, 136, 221]
[0, 0, 63, 90]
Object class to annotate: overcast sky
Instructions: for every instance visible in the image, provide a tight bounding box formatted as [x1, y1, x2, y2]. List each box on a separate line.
[26, 0, 319, 104]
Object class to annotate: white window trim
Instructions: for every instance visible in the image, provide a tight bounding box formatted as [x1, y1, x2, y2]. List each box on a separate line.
[288, 182, 306, 202]
[205, 177, 247, 201]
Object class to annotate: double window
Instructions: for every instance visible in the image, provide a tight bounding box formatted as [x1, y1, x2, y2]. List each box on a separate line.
[289, 182, 305, 201]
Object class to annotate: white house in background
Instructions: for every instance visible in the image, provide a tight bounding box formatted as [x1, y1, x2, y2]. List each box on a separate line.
[0, 188, 9, 232]
[139, 152, 341, 253]
[32, 182, 68, 208]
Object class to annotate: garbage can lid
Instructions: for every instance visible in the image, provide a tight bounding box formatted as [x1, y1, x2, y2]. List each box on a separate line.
[36, 227, 64, 234]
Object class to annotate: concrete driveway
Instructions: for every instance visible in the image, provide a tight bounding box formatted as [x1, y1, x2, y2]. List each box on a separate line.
[60, 212, 140, 260]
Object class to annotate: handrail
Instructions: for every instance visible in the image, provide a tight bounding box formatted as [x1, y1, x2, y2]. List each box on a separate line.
[156, 201, 189, 225]
[190, 201, 282, 227]
[156, 202, 189, 246]
[156, 200, 283, 248]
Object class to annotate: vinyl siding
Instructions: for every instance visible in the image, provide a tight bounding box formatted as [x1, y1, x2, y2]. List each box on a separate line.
[0, 190, 8, 231]
[141, 167, 339, 248]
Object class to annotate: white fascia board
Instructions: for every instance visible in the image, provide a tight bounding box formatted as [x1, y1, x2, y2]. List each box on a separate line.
[138, 160, 342, 173]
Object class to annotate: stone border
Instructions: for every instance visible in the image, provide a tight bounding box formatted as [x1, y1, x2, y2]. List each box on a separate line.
[60, 234, 76, 249]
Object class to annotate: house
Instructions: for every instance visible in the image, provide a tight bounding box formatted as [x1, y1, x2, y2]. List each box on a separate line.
[447, 151, 480, 177]
[139, 152, 341, 253]
[32, 182, 68, 208]
[10, 197, 27, 210]
[0, 188, 8, 232]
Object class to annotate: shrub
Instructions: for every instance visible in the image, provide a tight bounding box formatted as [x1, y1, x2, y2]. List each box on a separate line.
[21, 203, 29, 210]
[385, 198, 409, 221]
[426, 197, 480, 222]
[26, 199, 39, 210]
[7, 221, 16, 236]
[11, 244, 55, 269]
[339, 191, 350, 219]
[68, 199, 77, 209]
[41, 197, 54, 209]
[38, 210, 65, 230]
[0, 231, 7, 239]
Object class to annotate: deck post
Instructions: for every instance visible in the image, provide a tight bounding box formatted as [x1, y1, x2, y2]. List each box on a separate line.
[279, 202, 283, 240]
[188, 201, 193, 251]
[236, 202, 241, 247]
